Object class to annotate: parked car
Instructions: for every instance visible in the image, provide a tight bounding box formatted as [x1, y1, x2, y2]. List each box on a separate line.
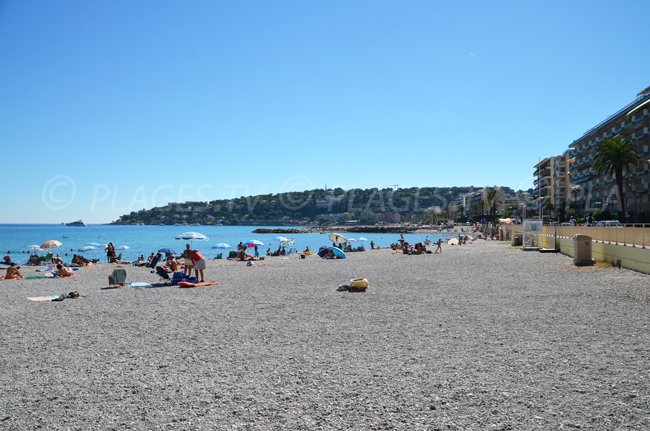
[595, 220, 623, 227]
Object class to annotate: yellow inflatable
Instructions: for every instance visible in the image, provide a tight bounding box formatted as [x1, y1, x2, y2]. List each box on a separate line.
[349, 278, 369, 289]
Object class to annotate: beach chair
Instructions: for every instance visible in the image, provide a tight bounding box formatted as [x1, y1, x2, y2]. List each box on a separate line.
[155, 266, 171, 284]
[108, 267, 127, 287]
[148, 254, 161, 268]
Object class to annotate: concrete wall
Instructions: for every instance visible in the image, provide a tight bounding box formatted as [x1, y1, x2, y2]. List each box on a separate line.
[540, 234, 650, 274]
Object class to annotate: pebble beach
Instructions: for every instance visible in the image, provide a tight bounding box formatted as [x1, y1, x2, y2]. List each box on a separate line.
[1, 241, 648, 430]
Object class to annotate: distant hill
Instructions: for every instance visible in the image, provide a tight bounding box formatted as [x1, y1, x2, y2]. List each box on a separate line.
[111, 186, 522, 225]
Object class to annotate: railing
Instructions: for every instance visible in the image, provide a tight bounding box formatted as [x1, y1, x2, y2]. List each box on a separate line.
[500, 224, 650, 248]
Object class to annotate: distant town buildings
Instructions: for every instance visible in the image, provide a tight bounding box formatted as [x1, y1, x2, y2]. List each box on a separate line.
[535, 86, 650, 222]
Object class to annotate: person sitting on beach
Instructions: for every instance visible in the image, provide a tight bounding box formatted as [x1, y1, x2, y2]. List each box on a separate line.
[4, 263, 23, 279]
[28, 254, 40, 265]
[52, 256, 64, 265]
[304, 246, 310, 253]
[56, 264, 73, 277]
[236, 250, 254, 261]
[165, 256, 178, 273]
[3, 255, 11, 264]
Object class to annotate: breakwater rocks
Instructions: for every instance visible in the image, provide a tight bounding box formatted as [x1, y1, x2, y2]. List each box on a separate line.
[252, 226, 421, 234]
[252, 228, 314, 234]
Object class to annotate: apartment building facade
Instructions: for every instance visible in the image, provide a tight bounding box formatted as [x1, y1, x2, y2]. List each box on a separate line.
[569, 89, 650, 222]
[534, 150, 573, 214]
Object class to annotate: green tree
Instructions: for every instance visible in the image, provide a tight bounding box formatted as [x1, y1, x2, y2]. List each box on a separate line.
[484, 188, 503, 223]
[593, 136, 640, 222]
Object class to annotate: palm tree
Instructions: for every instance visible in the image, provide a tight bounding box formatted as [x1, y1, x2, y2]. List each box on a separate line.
[593, 136, 641, 222]
[484, 188, 503, 223]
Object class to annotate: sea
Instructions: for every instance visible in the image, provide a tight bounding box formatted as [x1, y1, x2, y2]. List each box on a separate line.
[0, 224, 456, 263]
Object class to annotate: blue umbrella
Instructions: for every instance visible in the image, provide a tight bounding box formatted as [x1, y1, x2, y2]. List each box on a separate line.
[211, 243, 231, 249]
[158, 248, 177, 255]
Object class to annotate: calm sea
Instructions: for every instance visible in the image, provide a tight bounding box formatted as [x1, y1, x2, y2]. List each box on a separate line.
[0, 224, 455, 263]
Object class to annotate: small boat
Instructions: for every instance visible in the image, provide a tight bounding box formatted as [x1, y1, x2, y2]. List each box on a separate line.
[65, 220, 86, 227]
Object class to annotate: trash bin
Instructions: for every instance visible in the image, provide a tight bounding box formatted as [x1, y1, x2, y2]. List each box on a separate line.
[574, 234, 593, 266]
[511, 234, 522, 247]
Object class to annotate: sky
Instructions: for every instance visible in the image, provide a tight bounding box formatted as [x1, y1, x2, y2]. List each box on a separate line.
[1, 0, 649, 223]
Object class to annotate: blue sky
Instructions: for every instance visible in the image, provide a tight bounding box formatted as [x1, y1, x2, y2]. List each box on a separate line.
[1, 0, 648, 223]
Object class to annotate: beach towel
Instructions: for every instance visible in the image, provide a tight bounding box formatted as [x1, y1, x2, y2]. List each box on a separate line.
[128, 282, 153, 288]
[177, 281, 221, 288]
[28, 292, 80, 302]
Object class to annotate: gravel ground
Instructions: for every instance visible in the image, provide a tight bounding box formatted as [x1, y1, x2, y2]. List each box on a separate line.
[1, 241, 649, 430]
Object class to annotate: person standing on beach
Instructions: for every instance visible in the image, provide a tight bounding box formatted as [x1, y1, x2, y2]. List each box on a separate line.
[106, 243, 115, 263]
[435, 239, 442, 253]
[189, 248, 206, 282]
[182, 244, 194, 276]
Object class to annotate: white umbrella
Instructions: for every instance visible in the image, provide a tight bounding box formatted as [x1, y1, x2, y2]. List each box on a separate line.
[28, 244, 42, 251]
[347, 238, 357, 242]
[275, 236, 290, 242]
[358, 237, 369, 242]
[85, 242, 102, 247]
[211, 243, 231, 249]
[116, 245, 130, 250]
[328, 233, 347, 245]
[78, 246, 95, 252]
[176, 231, 209, 241]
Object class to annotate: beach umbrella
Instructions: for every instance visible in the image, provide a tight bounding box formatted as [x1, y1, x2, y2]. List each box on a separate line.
[332, 247, 346, 259]
[176, 231, 208, 241]
[211, 243, 231, 249]
[244, 239, 264, 248]
[357, 237, 369, 242]
[116, 245, 130, 250]
[447, 238, 459, 245]
[41, 240, 62, 249]
[328, 233, 347, 245]
[85, 242, 102, 247]
[347, 238, 357, 242]
[175, 231, 208, 242]
[28, 244, 42, 251]
[158, 247, 177, 255]
[275, 236, 290, 242]
[78, 246, 95, 252]
[175, 231, 208, 247]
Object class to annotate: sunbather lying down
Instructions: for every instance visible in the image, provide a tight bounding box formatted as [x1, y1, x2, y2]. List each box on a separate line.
[234, 251, 255, 261]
